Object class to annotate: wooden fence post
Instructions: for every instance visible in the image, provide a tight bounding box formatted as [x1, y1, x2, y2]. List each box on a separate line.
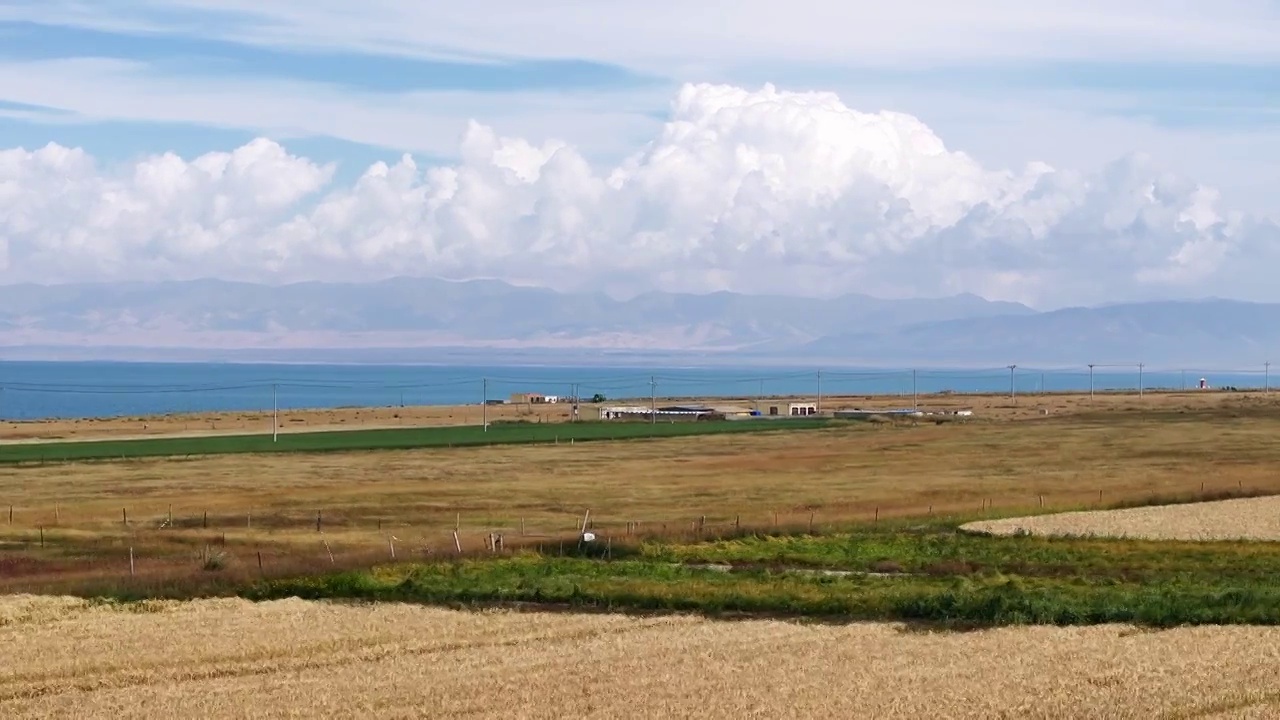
[129, 547, 135, 576]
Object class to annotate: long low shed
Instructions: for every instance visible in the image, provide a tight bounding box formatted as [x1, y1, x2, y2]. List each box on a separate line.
[599, 405, 728, 420]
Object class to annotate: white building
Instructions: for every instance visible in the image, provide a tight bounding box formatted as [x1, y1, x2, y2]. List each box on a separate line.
[789, 402, 818, 416]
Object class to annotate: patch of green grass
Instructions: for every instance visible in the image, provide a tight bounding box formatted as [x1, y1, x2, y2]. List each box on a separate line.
[240, 554, 1280, 628]
[636, 527, 1280, 584]
[0, 418, 833, 464]
[218, 501, 1280, 629]
[58, 484, 1280, 629]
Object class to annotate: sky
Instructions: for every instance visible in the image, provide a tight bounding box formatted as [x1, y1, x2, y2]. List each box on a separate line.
[1, 1, 1278, 309]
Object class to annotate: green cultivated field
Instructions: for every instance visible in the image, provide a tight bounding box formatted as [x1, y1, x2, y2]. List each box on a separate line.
[0, 417, 832, 464]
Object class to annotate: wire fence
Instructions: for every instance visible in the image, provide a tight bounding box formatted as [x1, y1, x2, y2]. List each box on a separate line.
[2, 475, 1266, 594]
[0, 363, 1273, 421]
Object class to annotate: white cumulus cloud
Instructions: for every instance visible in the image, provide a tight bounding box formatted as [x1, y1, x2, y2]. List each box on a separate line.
[1, 82, 1274, 308]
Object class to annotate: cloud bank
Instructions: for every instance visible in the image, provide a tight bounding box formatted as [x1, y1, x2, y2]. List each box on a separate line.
[1, 83, 1274, 307]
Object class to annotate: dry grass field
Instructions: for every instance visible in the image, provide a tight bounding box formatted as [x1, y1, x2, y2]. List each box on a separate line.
[0, 388, 1261, 443]
[2, 594, 1279, 719]
[5, 392, 1280, 717]
[5, 391, 1280, 591]
[963, 495, 1280, 541]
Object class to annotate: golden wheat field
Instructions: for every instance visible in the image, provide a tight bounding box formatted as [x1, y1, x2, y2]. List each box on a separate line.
[0, 595, 1277, 719]
[963, 495, 1280, 541]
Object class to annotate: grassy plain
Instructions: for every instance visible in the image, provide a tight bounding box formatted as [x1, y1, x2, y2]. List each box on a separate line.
[4, 595, 1280, 719]
[7, 391, 1280, 716]
[4, 390, 1280, 602]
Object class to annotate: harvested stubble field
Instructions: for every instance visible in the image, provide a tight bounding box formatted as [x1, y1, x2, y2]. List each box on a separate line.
[3, 595, 1280, 720]
[963, 495, 1280, 541]
[5, 393, 1280, 593]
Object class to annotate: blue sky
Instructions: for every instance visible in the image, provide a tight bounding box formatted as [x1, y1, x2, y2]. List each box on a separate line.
[1, 1, 1279, 308]
[2, 2, 1278, 185]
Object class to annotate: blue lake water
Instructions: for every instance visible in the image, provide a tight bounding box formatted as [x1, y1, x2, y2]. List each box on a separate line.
[0, 361, 1271, 421]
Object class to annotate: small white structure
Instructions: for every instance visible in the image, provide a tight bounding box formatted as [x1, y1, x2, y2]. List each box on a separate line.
[599, 405, 652, 420]
[789, 402, 818, 416]
[599, 405, 715, 420]
[1199, 378, 1209, 389]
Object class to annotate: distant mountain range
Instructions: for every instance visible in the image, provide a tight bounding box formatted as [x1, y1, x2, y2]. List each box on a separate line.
[803, 299, 1280, 367]
[0, 278, 1274, 366]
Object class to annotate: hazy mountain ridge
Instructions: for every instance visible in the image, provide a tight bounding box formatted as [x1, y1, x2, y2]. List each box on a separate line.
[0, 280, 1275, 366]
[803, 299, 1280, 366]
[0, 278, 1034, 350]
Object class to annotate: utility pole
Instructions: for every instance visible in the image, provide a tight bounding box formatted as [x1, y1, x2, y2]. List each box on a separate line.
[1266, 362, 1271, 394]
[1008, 364, 1017, 403]
[756, 378, 764, 412]
[1088, 364, 1095, 401]
[1181, 369, 1186, 392]
[272, 383, 278, 443]
[649, 376, 657, 424]
[912, 369, 918, 411]
[482, 378, 488, 431]
[816, 370, 823, 415]
[1138, 363, 1145, 398]
[1040, 372, 1045, 394]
